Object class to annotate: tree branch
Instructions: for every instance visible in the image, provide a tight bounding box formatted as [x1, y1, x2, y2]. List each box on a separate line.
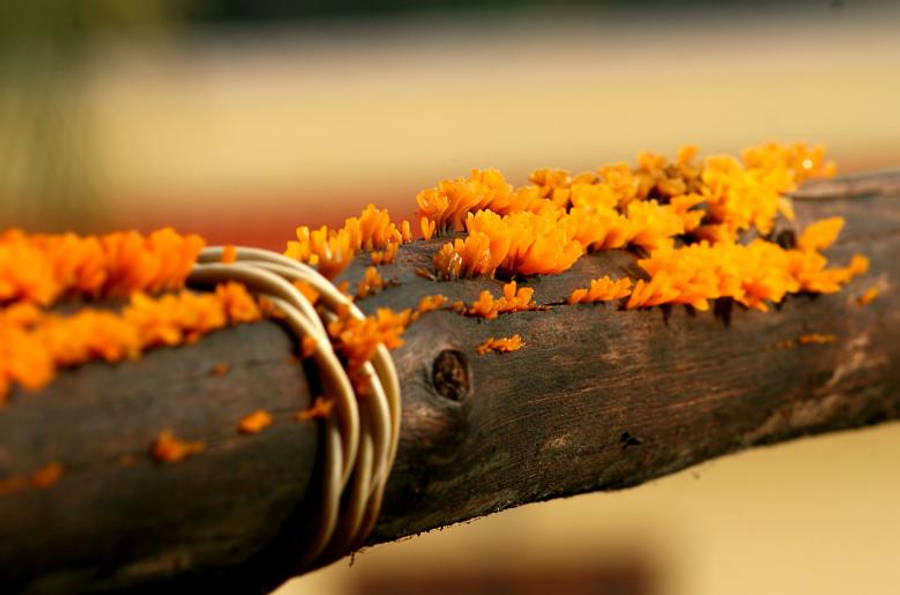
[1, 172, 898, 594]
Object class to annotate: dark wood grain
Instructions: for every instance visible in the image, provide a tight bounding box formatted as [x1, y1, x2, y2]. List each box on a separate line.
[0, 172, 898, 594]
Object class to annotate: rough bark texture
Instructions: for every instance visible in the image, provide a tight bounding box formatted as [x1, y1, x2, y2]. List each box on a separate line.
[0, 171, 898, 594]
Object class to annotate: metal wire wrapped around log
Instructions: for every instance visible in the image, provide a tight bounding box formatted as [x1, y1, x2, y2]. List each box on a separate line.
[190, 247, 401, 568]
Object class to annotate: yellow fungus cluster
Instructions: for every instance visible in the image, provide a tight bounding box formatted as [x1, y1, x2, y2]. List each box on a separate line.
[742, 141, 836, 184]
[238, 410, 273, 434]
[371, 241, 399, 265]
[0, 228, 204, 307]
[857, 286, 879, 306]
[355, 266, 388, 299]
[774, 332, 839, 350]
[151, 430, 205, 463]
[434, 211, 584, 278]
[428, 142, 840, 281]
[296, 396, 335, 421]
[415, 294, 448, 315]
[475, 334, 525, 355]
[0, 462, 63, 496]
[797, 333, 838, 345]
[327, 307, 412, 377]
[423, 142, 868, 313]
[285, 204, 411, 279]
[627, 226, 868, 312]
[568, 277, 633, 305]
[0, 282, 260, 402]
[460, 281, 537, 320]
[416, 168, 550, 233]
[292, 280, 321, 306]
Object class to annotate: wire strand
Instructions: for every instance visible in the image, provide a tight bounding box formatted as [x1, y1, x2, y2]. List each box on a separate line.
[189, 246, 401, 568]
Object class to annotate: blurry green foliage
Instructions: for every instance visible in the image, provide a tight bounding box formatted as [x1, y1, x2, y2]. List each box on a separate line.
[0, 1, 187, 231]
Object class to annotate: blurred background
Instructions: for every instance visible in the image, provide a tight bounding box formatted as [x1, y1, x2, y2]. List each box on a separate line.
[2, 1, 899, 594]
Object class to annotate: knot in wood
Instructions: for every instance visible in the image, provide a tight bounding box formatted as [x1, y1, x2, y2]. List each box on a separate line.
[431, 350, 470, 401]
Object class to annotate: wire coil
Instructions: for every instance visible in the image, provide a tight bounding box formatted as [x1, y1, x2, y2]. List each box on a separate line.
[189, 247, 401, 568]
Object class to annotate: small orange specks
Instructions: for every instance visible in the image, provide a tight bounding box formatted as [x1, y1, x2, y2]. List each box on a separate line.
[797, 333, 837, 345]
[296, 396, 335, 421]
[292, 280, 320, 305]
[415, 294, 447, 316]
[371, 241, 399, 266]
[356, 266, 387, 299]
[210, 362, 230, 377]
[775, 333, 838, 349]
[857, 286, 879, 306]
[401, 220, 412, 243]
[221, 244, 237, 263]
[328, 308, 412, 373]
[568, 277, 633, 305]
[420, 216, 436, 242]
[465, 281, 538, 319]
[0, 475, 26, 496]
[0, 462, 64, 495]
[301, 335, 317, 358]
[774, 338, 797, 350]
[415, 266, 437, 280]
[238, 409, 273, 434]
[258, 296, 286, 319]
[337, 281, 351, 297]
[150, 430, 205, 463]
[476, 334, 525, 355]
[29, 462, 63, 488]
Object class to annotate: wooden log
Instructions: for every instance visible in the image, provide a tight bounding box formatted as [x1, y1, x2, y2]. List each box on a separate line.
[0, 171, 898, 594]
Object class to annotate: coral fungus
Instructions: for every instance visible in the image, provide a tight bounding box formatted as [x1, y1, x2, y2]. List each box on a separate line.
[285, 204, 408, 279]
[356, 266, 388, 299]
[417, 168, 548, 234]
[420, 142, 862, 315]
[0, 228, 204, 307]
[371, 241, 399, 266]
[327, 307, 412, 375]
[464, 282, 538, 319]
[427, 141, 839, 281]
[151, 430, 205, 463]
[238, 410, 273, 434]
[626, 228, 868, 312]
[296, 396, 335, 421]
[29, 462, 63, 488]
[857, 286, 879, 306]
[413, 294, 448, 319]
[434, 210, 584, 278]
[568, 277, 633, 305]
[475, 334, 525, 355]
[0, 282, 261, 402]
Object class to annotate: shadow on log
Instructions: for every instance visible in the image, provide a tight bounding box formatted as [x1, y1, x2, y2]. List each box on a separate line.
[0, 171, 898, 594]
